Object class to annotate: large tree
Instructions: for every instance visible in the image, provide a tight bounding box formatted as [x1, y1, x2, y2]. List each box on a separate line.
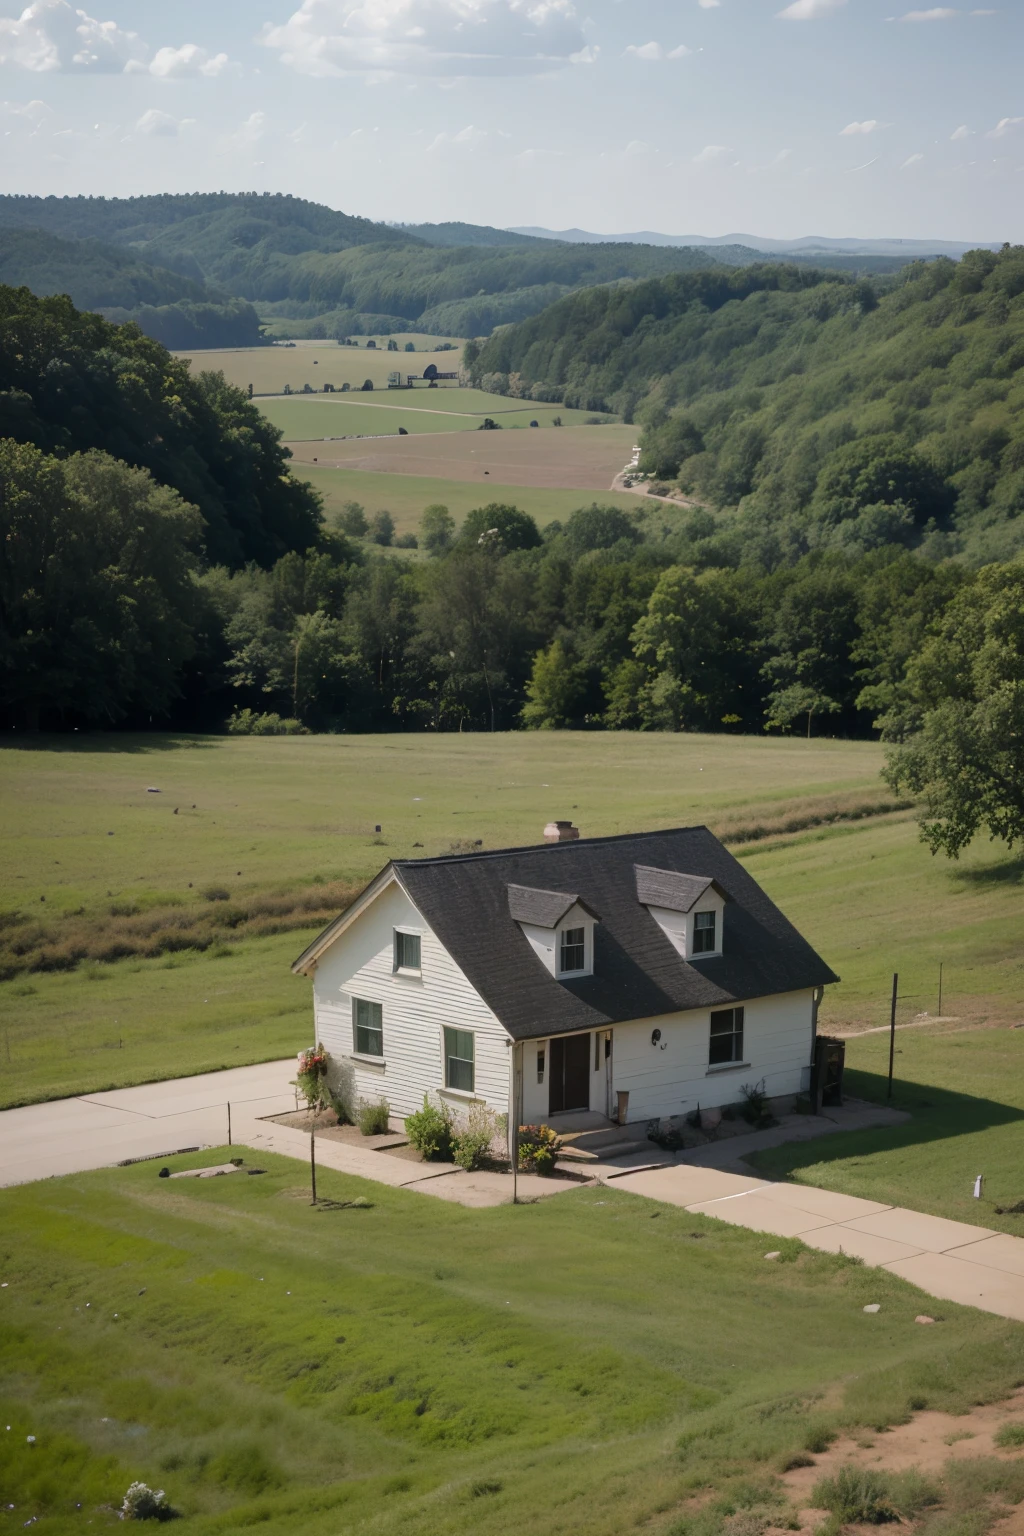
[882, 558, 1024, 857]
[0, 441, 202, 728]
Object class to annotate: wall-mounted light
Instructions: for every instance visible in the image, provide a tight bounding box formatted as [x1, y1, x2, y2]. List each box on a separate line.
[651, 1028, 662, 1047]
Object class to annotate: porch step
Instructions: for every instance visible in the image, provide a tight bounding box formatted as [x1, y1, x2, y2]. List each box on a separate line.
[559, 1137, 652, 1163]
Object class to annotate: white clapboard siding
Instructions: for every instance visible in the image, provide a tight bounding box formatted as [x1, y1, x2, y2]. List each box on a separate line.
[311, 879, 510, 1123]
[609, 989, 814, 1122]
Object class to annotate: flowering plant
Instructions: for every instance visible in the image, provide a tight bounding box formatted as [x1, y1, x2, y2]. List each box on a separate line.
[294, 1044, 330, 1113]
[517, 1124, 561, 1176]
[120, 1481, 175, 1521]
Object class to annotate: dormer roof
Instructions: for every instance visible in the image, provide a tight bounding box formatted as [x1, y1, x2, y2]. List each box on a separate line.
[634, 866, 731, 914]
[507, 884, 601, 929]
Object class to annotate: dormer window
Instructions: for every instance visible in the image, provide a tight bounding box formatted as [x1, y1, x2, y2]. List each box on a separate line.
[635, 865, 729, 960]
[693, 911, 716, 954]
[508, 884, 599, 980]
[559, 926, 586, 975]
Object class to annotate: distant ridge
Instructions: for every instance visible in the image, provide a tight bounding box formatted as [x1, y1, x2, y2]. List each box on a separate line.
[509, 227, 1003, 259]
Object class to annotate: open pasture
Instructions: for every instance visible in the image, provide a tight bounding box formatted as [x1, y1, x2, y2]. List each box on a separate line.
[261, 389, 596, 441]
[286, 421, 637, 491]
[1, 732, 1022, 1118]
[2, 1148, 1023, 1534]
[302, 463, 643, 536]
[172, 339, 465, 394]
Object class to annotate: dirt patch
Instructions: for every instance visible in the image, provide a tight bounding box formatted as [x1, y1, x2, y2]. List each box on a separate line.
[268, 1109, 406, 1151]
[780, 1389, 1024, 1522]
[284, 423, 636, 491]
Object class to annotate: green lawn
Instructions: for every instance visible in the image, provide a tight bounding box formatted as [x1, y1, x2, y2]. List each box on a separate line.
[752, 1024, 1024, 1236]
[260, 391, 594, 441]
[1, 732, 1021, 1121]
[303, 462, 643, 534]
[3, 1151, 1023, 1534]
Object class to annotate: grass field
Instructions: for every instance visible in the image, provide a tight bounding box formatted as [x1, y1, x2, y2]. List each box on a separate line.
[303, 463, 643, 535]
[286, 423, 636, 497]
[262, 390, 599, 440]
[2, 731, 1022, 1127]
[3, 1148, 1023, 1533]
[172, 339, 465, 394]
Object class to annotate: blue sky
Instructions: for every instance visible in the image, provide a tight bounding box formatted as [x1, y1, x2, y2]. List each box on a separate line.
[0, 0, 1019, 239]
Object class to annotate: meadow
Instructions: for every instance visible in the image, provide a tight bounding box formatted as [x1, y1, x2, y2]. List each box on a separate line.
[303, 462, 642, 536]
[172, 338, 465, 394]
[260, 389, 599, 441]
[3, 1147, 1024, 1534]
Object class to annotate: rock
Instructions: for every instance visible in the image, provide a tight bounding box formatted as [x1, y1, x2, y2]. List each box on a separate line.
[700, 1106, 723, 1132]
[915, 1314, 936, 1324]
[764, 1251, 781, 1261]
[863, 1303, 881, 1313]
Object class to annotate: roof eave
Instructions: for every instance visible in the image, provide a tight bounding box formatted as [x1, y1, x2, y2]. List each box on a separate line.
[291, 864, 398, 976]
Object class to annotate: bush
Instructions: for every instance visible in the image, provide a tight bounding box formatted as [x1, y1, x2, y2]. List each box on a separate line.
[337, 500, 368, 536]
[226, 709, 307, 736]
[361, 378, 374, 390]
[517, 1123, 561, 1175]
[451, 1104, 501, 1170]
[120, 1480, 176, 1521]
[358, 1098, 391, 1135]
[394, 531, 418, 548]
[370, 510, 395, 546]
[740, 1078, 777, 1130]
[811, 1466, 939, 1526]
[405, 1095, 454, 1160]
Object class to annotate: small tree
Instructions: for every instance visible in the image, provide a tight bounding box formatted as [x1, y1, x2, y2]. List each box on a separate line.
[370, 510, 395, 546]
[387, 338, 398, 351]
[765, 683, 841, 739]
[361, 379, 374, 391]
[294, 1045, 330, 1204]
[338, 500, 369, 536]
[405, 341, 415, 352]
[421, 503, 455, 556]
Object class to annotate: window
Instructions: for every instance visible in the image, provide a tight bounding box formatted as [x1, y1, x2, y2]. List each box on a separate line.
[559, 926, 585, 974]
[444, 1027, 475, 1092]
[693, 910, 717, 954]
[709, 1007, 744, 1066]
[394, 929, 421, 972]
[537, 1048, 545, 1082]
[352, 998, 383, 1057]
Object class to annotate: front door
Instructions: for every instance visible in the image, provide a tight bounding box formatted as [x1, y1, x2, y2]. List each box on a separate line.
[549, 1033, 591, 1114]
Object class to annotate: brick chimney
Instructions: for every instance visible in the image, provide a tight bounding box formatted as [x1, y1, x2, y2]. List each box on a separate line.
[544, 820, 579, 843]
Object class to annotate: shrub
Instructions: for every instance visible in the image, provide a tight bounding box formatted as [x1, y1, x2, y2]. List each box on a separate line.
[740, 1079, 777, 1130]
[370, 510, 395, 546]
[518, 1123, 561, 1175]
[995, 1423, 1024, 1449]
[201, 886, 230, 903]
[358, 1098, 391, 1135]
[812, 1466, 938, 1526]
[226, 709, 307, 736]
[394, 532, 418, 548]
[294, 1044, 329, 1113]
[405, 1095, 454, 1160]
[361, 378, 374, 390]
[120, 1481, 176, 1521]
[451, 1104, 501, 1170]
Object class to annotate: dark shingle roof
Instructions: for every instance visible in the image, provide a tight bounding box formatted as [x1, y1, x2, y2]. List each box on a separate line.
[507, 885, 599, 927]
[387, 826, 837, 1042]
[634, 865, 728, 913]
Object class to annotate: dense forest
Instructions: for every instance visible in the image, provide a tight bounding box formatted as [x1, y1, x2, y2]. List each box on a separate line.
[471, 248, 1024, 566]
[0, 192, 920, 344]
[0, 284, 320, 567]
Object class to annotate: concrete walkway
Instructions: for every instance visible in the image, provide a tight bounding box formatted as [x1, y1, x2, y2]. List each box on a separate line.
[607, 1164, 1024, 1324]
[4, 1063, 1024, 1321]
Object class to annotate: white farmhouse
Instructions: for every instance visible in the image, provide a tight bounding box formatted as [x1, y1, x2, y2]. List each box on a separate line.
[291, 824, 837, 1133]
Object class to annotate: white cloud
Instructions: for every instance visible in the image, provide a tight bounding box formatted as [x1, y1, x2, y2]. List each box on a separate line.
[0, 0, 145, 71]
[900, 152, 924, 167]
[0, 96, 52, 121]
[692, 143, 731, 163]
[624, 40, 691, 59]
[950, 124, 971, 139]
[840, 119, 883, 135]
[987, 116, 1023, 138]
[136, 107, 192, 137]
[0, 0, 234, 77]
[227, 110, 267, 147]
[148, 44, 232, 78]
[900, 7, 958, 17]
[776, 0, 845, 19]
[697, 0, 720, 7]
[426, 122, 489, 149]
[260, 0, 589, 78]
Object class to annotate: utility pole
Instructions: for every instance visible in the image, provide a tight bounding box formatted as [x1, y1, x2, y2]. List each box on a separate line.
[938, 962, 943, 1018]
[227, 1102, 232, 1147]
[310, 1124, 317, 1205]
[887, 973, 898, 1100]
